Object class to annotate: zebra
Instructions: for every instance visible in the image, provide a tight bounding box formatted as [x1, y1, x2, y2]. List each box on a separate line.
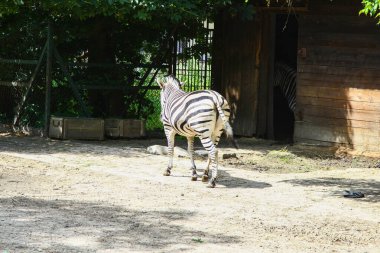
[157, 75, 236, 188]
[273, 62, 297, 113]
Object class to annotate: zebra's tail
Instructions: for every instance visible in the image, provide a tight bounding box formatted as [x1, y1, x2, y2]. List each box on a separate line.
[215, 101, 239, 149]
[224, 121, 239, 149]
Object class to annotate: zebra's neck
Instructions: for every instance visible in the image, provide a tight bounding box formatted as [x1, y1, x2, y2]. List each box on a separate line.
[164, 85, 186, 101]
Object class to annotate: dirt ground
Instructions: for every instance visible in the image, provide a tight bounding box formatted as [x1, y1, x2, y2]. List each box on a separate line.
[0, 133, 379, 253]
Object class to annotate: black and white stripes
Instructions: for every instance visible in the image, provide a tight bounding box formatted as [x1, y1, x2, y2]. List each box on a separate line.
[274, 62, 297, 113]
[157, 75, 234, 188]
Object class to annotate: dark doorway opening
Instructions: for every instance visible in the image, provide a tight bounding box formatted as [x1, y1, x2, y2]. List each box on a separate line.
[273, 14, 298, 141]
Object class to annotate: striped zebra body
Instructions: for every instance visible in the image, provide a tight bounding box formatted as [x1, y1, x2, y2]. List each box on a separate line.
[158, 75, 233, 188]
[274, 62, 297, 113]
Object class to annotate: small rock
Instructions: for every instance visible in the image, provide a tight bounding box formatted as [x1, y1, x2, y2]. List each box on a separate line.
[175, 147, 189, 158]
[194, 150, 208, 158]
[147, 145, 189, 158]
[222, 153, 237, 159]
[147, 145, 167, 155]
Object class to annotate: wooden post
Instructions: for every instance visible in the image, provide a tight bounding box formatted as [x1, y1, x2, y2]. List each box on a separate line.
[44, 20, 53, 137]
[267, 13, 276, 140]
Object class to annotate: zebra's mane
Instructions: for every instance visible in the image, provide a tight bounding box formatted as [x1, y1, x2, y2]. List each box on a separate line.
[165, 75, 183, 89]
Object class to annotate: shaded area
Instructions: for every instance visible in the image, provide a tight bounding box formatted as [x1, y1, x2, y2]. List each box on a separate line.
[0, 134, 166, 158]
[216, 170, 272, 189]
[282, 177, 380, 203]
[0, 197, 239, 252]
[273, 14, 298, 141]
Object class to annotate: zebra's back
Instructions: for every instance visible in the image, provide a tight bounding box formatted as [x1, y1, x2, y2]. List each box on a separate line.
[163, 90, 230, 137]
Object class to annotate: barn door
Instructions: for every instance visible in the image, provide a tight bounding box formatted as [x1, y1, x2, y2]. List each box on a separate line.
[213, 12, 259, 136]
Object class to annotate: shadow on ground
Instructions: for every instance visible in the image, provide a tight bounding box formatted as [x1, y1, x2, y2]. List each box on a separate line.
[282, 177, 380, 203]
[0, 197, 239, 252]
[0, 134, 165, 158]
[217, 170, 272, 189]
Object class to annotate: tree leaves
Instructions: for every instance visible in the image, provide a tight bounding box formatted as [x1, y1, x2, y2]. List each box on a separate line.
[360, 0, 380, 24]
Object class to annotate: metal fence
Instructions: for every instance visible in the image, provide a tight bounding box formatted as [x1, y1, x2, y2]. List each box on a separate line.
[0, 21, 214, 132]
[173, 23, 213, 92]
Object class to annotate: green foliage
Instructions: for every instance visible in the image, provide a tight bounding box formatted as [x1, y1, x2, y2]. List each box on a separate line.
[0, 0, 255, 128]
[0, 0, 233, 23]
[144, 90, 162, 131]
[360, 0, 380, 24]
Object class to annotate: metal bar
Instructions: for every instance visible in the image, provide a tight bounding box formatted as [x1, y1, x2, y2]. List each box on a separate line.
[44, 21, 53, 137]
[172, 33, 178, 76]
[79, 85, 160, 90]
[53, 46, 90, 117]
[13, 42, 48, 126]
[204, 27, 209, 90]
[0, 58, 38, 65]
[67, 62, 168, 68]
[168, 35, 173, 75]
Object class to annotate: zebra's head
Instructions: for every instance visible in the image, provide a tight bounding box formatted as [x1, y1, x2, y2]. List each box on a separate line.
[157, 75, 183, 90]
[156, 75, 184, 122]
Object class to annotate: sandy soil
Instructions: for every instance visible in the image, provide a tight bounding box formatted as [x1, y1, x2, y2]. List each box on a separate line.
[0, 133, 379, 253]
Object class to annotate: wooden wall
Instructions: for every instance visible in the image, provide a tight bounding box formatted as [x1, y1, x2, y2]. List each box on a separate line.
[213, 12, 259, 136]
[213, 12, 273, 137]
[295, 8, 380, 151]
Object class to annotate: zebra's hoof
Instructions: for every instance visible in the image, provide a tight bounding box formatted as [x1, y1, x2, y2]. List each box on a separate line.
[201, 175, 209, 182]
[207, 181, 216, 188]
[191, 175, 198, 181]
[163, 170, 171, 176]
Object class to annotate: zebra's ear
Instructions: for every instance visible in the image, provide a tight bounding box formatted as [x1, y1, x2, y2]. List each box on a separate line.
[156, 77, 165, 89]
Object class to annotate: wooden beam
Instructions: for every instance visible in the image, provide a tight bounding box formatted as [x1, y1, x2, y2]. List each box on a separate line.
[54, 46, 90, 117]
[44, 21, 53, 137]
[13, 42, 47, 127]
[0, 81, 28, 87]
[0, 58, 38, 65]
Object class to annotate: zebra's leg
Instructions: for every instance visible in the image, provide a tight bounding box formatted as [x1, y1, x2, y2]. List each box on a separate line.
[200, 137, 218, 188]
[187, 136, 198, 181]
[164, 129, 176, 176]
[202, 158, 210, 182]
[202, 129, 223, 183]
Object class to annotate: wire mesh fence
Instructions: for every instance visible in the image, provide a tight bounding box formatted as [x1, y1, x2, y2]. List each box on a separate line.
[174, 24, 213, 92]
[0, 20, 214, 130]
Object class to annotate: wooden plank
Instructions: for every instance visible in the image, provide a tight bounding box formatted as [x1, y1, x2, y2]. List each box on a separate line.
[294, 121, 380, 146]
[297, 86, 380, 103]
[295, 137, 380, 152]
[299, 15, 379, 35]
[307, 0, 363, 16]
[298, 114, 380, 131]
[299, 33, 380, 49]
[298, 46, 380, 69]
[218, 13, 257, 136]
[297, 96, 380, 112]
[298, 74, 380, 88]
[295, 137, 352, 148]
[298, 65, 380, 77]
[298, 103, 380, 122]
